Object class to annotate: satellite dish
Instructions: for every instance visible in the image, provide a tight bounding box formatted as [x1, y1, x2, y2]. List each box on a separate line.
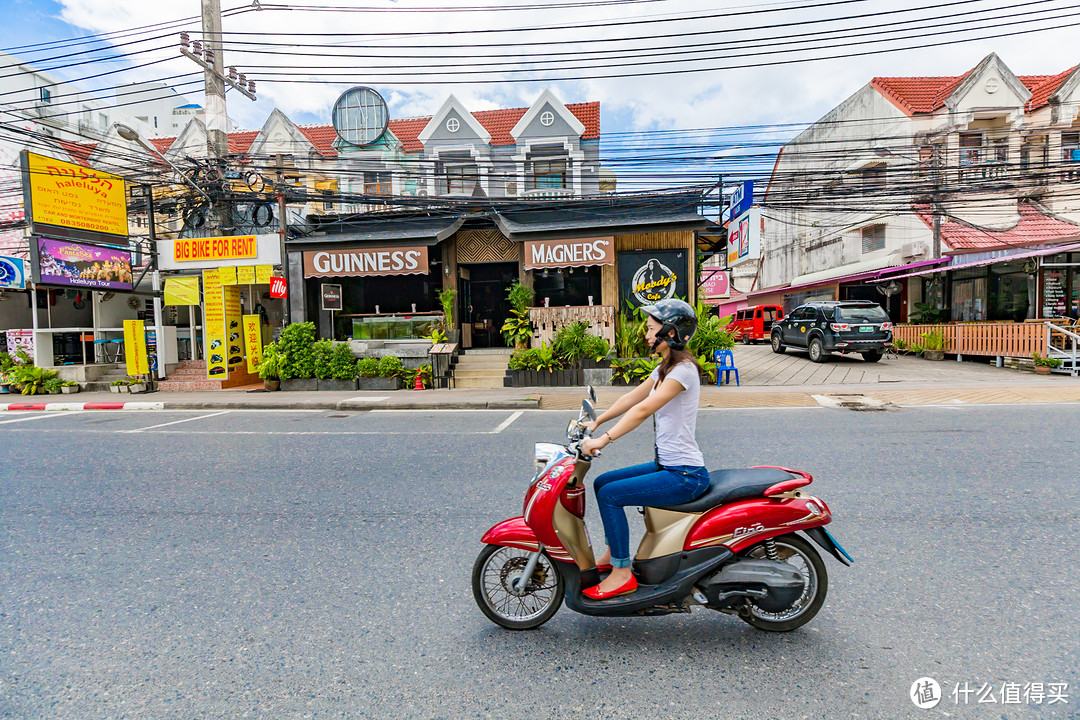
[332, 86, 389, 147]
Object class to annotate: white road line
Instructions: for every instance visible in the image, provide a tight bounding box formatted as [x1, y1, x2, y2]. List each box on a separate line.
[119, 410, 233, 433]
[490, 411, 523, 434]
[0, 411, 82, 425]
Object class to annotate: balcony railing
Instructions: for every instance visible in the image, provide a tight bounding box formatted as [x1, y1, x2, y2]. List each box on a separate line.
[893, 321, 1049, 358]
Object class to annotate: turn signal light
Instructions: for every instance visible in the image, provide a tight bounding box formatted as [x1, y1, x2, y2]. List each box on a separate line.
[881, 322, 893, 331]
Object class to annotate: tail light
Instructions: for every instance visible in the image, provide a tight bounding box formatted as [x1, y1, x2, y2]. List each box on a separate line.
[881, 322, 893, 331]
[830, 323, 850, 331]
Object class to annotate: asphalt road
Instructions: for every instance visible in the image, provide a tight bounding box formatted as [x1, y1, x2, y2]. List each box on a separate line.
[0, 404, 1077, 719]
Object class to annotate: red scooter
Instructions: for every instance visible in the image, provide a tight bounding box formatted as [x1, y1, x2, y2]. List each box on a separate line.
[472, 389, 852, 631]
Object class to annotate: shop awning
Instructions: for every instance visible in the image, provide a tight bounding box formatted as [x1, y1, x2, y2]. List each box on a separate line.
[286, 217, 464, 247]
[789, 251, 905, 287]
[493, 202, 706, 242]
[872, 241, 1080, 282]
[747, 256, 948, 299]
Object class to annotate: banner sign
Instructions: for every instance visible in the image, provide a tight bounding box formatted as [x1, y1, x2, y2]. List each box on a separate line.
[700, 268, 731, 303]
[269, 277, 287, 298]
[203, 269, 227, 379]
[303, 246, 429, 278]
[243, 314, 262, 374]
[321, 283, 343, 311]
[223, 285, 243, 368]
[727, 207, 761, 268]
[236, 266, 256, 285]
[255, 265, 273, 284]
[164, 277, 200, 305]
[0, 254, 28, 290]
[21, 150, 128, 240]
[123, 319, 149, 375]
[30, 237, 133, 290]
[617, 250, 688, 309]
[156, 235, 281, 271]
[219, 266, 238, 286]
[523, 236, 614, 270]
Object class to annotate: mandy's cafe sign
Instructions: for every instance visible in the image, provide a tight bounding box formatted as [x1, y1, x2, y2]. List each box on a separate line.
[524, 237, 614, 270]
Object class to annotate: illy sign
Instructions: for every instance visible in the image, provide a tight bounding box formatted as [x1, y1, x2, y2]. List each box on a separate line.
[269, 276, 288, 299]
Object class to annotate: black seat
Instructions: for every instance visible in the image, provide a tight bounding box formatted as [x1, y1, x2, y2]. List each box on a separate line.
[657, 468, 795, 513]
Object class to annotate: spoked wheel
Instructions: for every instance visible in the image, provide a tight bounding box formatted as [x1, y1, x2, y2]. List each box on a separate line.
[739, 534, 827, 632]
[472, 545, 564, 630]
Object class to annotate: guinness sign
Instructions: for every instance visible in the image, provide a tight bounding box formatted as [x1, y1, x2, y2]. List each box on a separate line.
[303, 245, 429, 278]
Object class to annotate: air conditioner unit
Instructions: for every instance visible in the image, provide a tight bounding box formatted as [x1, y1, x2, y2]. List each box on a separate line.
[505, 181, 517, 196]
[416, 189, 429, 197]
[901, 241, 928, 259]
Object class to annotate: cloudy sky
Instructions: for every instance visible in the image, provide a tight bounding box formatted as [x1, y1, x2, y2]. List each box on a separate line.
[2, 0, 1078, 141]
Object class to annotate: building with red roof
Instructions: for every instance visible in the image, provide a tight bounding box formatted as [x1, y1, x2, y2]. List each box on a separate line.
[750, 53, 1080, 327]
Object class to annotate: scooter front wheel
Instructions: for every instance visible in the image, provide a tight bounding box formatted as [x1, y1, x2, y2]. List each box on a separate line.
[472, 544, 564, 630]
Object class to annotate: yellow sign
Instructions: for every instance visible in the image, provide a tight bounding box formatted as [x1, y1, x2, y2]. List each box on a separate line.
[172, 235, 257, 263]
[255, 265, 273, 284]
[203, 269, 227, 380]
[223, 285, 243, 368]
[23, 151, 128, 237]
[236, 266, 256, 284]
[123, 319, 149, 375]
[164, 277, 200, 305]
[219, 266, 238, 286]
[243, 314, 262, 374]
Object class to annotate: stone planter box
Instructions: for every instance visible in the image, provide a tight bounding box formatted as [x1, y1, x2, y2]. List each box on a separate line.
[318, 378, 358, 391]
[61, 385, 80, 394]
[128, 383, 147, 394]
[583, 368, 614, 386]
[504, 368, 582, 387]
[263, 379, 281, 391]
[281, 378, 319, 391]
[922, 350, 945, 361]
[358, 376, 402, 391]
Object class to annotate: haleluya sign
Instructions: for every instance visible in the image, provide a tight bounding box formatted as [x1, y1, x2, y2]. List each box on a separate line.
[303, 246, 429, 278]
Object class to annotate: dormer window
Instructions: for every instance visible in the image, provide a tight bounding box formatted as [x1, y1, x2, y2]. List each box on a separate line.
[445, 118, 460, 133]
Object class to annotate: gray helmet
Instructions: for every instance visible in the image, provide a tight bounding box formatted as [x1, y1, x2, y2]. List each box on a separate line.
[641, 298, 697, 352]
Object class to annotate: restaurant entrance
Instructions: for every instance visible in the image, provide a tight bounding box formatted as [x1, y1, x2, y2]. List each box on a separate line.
[460, 262, 518, 348]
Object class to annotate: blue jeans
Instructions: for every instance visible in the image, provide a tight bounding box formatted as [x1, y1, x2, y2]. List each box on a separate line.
[593, 462, 710, 568]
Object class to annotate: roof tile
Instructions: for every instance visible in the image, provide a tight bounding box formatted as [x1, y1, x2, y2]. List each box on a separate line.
[872, 67, 1076, 115]
[914, 201, 1080, 251]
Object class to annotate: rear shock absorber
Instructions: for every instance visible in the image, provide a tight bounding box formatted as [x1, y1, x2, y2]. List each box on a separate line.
[764, 538, 780, 562]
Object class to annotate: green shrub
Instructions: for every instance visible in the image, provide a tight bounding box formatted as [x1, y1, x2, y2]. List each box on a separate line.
[311, 339, 336, 379]
[377, 355, 403, 378]
[508, 347, 538, 370]
[437, 288, 456, 331]
[278, 322, 316, 379]
[43, 377, 64, 393]
[13, 365, 59, 395]
[581, 335, 612, 362]
[255, 342, 287, 380]
[356, 357, 379, 378]
[615, 303, 649, 358]
[689, 299, 736, 359]
[919, 329, 947, 352]
[330, 343, 358, 380]
[552, 321, 590, 364]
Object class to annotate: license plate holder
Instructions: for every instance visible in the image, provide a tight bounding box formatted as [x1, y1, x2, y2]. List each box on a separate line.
[859, 326, 874, 333]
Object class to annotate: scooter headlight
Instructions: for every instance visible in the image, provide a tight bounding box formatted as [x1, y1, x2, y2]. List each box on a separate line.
[533, 442, 563, 481]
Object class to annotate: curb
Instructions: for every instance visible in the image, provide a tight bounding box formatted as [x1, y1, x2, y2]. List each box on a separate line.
[0, 402, 165, 411]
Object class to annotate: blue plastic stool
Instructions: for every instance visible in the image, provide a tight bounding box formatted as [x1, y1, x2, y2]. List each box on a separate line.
[715, 349, 739, 386]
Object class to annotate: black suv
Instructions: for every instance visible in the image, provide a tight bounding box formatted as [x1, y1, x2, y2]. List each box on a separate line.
[771, 301, 893, 363]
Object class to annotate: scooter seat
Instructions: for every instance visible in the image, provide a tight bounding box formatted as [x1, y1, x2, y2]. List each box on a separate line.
[656, 468, 796, 513]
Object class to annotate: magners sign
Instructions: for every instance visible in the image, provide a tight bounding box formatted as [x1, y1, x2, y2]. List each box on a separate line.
[523, 236, 614, 270]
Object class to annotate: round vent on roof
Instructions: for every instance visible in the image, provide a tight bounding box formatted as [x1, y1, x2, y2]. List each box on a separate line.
[332, 86, 389, 147]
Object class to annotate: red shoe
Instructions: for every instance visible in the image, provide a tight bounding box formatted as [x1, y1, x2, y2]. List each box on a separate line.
[583, 574, 638, 600]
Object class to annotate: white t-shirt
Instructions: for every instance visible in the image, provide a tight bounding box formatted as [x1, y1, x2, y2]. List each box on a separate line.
[648, 361, 704, 467]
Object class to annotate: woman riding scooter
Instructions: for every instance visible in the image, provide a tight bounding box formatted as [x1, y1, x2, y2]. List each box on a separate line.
[580, 299, 710, 599]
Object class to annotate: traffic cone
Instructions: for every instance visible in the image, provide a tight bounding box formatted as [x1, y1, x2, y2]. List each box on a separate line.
[413, 372, 424, 391]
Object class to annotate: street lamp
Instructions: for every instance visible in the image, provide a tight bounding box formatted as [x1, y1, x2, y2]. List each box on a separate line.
[874, 146, 942, 260]
[114, 123, 214, 207]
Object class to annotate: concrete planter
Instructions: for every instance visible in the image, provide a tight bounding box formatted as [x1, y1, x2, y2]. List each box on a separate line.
[922, 350, 945, 361]
[358, 376, 402, 391]
[61, 385, 80, 394]
[281, 378, 319, 392]
[1035, 365, 1052, 375]
[263, 379, 281, 391]
[128, 383, 147, 394]
[318, 378, 359, 391]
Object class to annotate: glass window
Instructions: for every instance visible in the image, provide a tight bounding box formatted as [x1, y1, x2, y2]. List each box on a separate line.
[1062, 131, 1080, 183]
[532, 266, 600, 307]
[861, 225, 885, 253]
[762, 307, 778, 322]
[445, 164, 477, 194]
[530, 159, 567, 190]
[39, 87, 51, 103]
[952, 276, 987, 321]
[837, 305, 889, 323]
[363, 171, 391, 195]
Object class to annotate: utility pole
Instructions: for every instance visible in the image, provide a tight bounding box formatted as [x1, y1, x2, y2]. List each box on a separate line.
[275, 154, 291, 325]
[200, 0, 229, 231]
[930, 145, 942, 260]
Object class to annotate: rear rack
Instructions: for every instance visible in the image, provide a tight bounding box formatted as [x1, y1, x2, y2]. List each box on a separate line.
[752, 466, 814, 496]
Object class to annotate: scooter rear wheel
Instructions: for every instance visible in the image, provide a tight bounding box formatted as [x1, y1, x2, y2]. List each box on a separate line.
[472, 544, 564, 630]
[738, 533, 827, 632]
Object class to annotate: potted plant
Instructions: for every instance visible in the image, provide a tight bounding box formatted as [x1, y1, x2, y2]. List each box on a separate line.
[127, 375, 147, 393]
[1032, 352, 1063, 374]
[437, 288, 458, 344]
[255, 342, 286, 391]
[12, 364, 59, 395]
[500, 280, 535, 350]
[111, 378, 129, 393]
[919, 329, 947, 361]
[278, 322, 319, 391]
[60, 380, 81, 394]
[43, 377, 64, 395]
[319, 343, 359, 391]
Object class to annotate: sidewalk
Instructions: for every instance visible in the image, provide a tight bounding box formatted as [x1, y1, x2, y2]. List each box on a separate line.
[3, 375, 1079, 411]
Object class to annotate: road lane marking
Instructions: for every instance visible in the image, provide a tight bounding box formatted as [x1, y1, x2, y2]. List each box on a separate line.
[490, 411, 523, 434]
[119, 410, 233, 433]
[0, 412, 82, 425]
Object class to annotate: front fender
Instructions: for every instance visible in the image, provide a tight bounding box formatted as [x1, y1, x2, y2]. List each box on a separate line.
[481, 516, 540, 552]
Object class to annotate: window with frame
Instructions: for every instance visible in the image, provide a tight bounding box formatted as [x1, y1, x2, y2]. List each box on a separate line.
[529, 158, 567, 190]
[959, 132, 982, 180]
[322, 190, 334, 210]
[1021, 140, 1048, 178]
[39, 87, 51, 103]
[444, 163, 478, 194]
[363, 171, 391, 196]
[861, 224, 885, 253]
[1062, 131, 1080, 183]
[860, 163, 886, 193]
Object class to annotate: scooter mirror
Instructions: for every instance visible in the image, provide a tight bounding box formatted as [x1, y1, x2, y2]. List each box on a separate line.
[582, 399, 596, 421]
[587, 385, 597, 404]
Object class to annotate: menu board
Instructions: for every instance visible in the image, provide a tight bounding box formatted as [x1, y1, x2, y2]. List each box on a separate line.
[1043, 270, 1066, 317]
